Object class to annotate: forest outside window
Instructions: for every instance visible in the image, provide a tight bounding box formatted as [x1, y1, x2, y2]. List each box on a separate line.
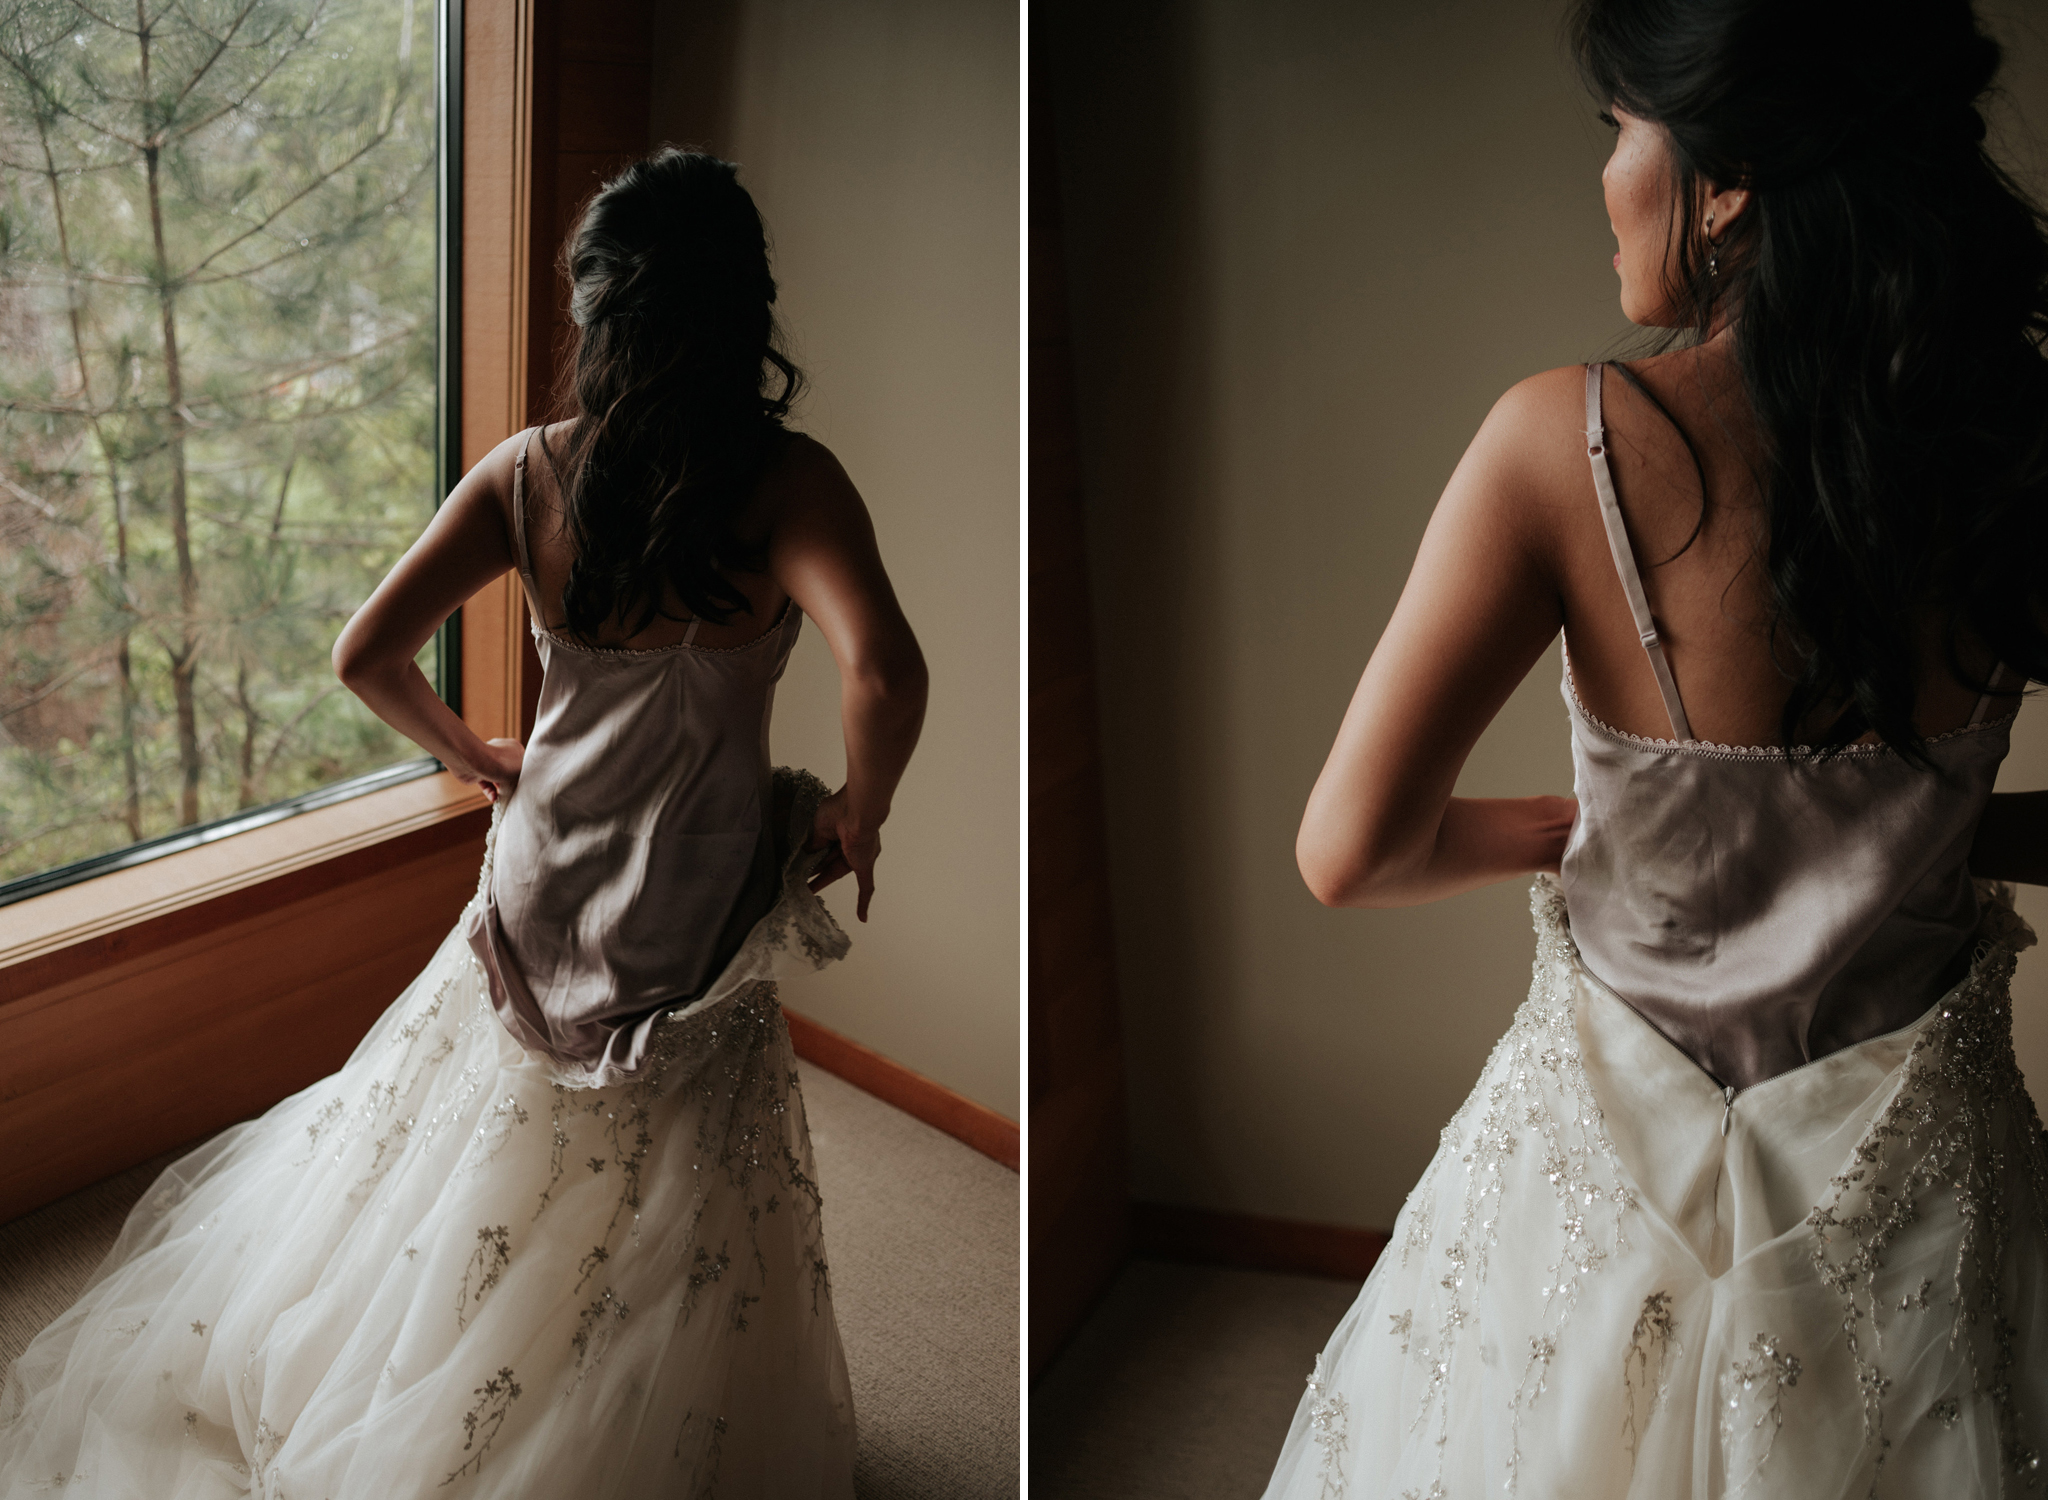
[0, 0, 449, 904]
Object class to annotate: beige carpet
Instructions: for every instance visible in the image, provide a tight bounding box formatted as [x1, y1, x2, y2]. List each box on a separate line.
[804, 1066, 1020, 1498]
[0, 1142, 198, 1369]
[0, 1063, 1019, 1499]
[1030, 1261, 1363, 1500]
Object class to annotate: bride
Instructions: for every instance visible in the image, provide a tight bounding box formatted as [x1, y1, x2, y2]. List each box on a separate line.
[1265, 1, 2048, 1495]
[0, 148, 927, 1497]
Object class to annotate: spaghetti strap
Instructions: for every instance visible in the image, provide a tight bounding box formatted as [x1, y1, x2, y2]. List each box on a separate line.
[510, 427, 544, 619]
[1584, 362, 1693, 743]
[1969, 661, 2009, 727]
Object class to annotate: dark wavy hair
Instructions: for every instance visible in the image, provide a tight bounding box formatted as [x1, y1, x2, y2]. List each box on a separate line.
[543, 148, 802, 638]
[1570, 0, 2048, 758]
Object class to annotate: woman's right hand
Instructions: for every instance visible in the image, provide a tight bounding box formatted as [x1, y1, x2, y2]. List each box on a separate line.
[807, 786, 883, 922]
[456, 737, 525, 804]
[765, 439, 928, 923]
[1526, 794, 1581, 874]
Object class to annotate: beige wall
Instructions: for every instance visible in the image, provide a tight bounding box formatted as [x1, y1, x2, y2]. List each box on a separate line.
[652, 0, 1020, 1117]
[1048, 0, 2048, 1228]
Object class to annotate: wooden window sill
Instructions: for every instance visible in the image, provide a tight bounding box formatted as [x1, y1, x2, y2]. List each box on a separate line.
[0, 773, 492, 1002]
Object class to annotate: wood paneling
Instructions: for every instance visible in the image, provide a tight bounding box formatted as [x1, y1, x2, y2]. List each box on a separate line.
[785, 1008, 1019, 1171]
[526, 0, 654, 432]
[1029, 108, 1132, 1376]
[0, 779, 489, 1222]
[558, 62, 651, 153]
[460, 0, 533, 742]
[647, 1, 739, 153]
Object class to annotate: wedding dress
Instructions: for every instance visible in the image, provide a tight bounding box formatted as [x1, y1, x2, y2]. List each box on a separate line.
[0, 430, 858, 1498]
[1261, 366, 2048, 1499]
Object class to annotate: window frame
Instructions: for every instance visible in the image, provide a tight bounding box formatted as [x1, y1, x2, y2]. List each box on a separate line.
[0, 0, 544, 1223]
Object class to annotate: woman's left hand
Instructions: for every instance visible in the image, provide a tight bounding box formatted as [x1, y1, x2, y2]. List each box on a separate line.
[454, 737, 525, 803]
[807, 785, 883, 922]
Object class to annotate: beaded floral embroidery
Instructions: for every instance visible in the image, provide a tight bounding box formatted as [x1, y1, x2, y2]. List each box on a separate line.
[1385, 877, 1636, 1495]
[1622, 1290, 1679, 1463]
[1804, 889, 2048, 1491]
[1718, 1333, 1803, 1493]
[1299, 876, 2045, 1496]
[1304, 1353, 1350, 1498]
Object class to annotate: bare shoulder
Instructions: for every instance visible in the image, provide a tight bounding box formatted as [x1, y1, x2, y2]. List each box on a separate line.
[443, 426, 546, 535]
[763, 430, 855, 495]
[1436, 365, 1601, 558]
[751, 430, 868, 535]
[461, 427, 532, 489]
[1480, 364, 1594, 454]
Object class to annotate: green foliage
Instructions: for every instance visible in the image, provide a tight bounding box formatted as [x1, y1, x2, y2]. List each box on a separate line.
[0, 0, 439, 880]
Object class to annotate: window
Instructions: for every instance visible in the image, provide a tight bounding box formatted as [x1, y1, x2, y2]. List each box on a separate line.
[0, 0, 451, 903]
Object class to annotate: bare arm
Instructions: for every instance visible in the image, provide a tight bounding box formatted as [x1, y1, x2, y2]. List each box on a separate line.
[767, 440, 929, 921]
[1298, 377, 1577, 908]
[1971, 792, 2048, 886]
[331, 434, 526, 800]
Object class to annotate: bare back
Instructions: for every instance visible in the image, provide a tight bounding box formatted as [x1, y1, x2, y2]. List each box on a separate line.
[512, 419, 797, 654]
[1547, 340, 2012, 746]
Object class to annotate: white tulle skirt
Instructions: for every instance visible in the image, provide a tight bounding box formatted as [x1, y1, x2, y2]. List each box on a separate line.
[0, 794, 856, 1499]
[1262, 877, 2048, 1500]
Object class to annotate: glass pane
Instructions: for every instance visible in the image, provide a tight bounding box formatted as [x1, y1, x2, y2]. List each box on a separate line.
[0, 0, 442, 886]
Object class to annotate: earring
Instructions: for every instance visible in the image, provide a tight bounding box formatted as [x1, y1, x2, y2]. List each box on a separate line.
[1706, 213, 1719, 278]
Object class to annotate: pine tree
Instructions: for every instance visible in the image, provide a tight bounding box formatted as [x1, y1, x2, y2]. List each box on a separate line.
[0, 0, 437, 878]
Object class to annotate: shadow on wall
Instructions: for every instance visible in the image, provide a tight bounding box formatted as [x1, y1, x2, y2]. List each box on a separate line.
[1045, 0, 1238, 1207]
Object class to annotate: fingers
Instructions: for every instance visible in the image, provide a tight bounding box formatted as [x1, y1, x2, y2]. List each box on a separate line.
[801, 792, 879, 919]
[804, 845, 874, 920]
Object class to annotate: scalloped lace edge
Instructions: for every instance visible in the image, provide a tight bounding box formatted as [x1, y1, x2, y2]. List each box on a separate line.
[1560, 652, 2016, 762]
[528, 595, 798, 662]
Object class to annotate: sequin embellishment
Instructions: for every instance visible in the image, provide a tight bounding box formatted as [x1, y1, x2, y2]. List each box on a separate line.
[1305, 1353, 1349, 1498]
[1622, 1290, 1678, 1462]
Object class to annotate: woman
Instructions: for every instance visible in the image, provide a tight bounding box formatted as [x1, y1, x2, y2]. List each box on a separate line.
[1264, 2, 2048, 1494]
[0, 149, 926, 1497]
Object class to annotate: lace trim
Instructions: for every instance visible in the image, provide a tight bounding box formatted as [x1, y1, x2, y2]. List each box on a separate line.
[527, 595, 798, 662]
[1560, 653, 2015, 761]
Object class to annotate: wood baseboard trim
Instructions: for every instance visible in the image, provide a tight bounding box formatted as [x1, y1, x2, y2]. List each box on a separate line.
[783, 1008, 1018, 1172]
[1131, 1201, 1389, 1282]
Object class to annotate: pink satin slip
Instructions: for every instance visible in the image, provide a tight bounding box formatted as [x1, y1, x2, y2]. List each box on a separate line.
[463, 427, 804, 1083]
[1557, 363, 2015, 1092]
